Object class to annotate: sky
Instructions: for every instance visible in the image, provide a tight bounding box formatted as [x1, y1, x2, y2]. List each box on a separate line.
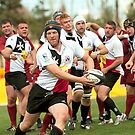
[21, 0, 131, 20]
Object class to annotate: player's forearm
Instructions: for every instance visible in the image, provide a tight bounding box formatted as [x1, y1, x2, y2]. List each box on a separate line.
[85, 56, 94, 70]
[86, 22, 101, 31]
[129, 51, 135, 62]
[1, 48, 11, 59]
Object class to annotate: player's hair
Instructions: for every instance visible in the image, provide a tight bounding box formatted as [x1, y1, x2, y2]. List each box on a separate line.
[0, 19, 13, 26]
[106, 20, 116, 30]
[17, 20, 28, 29]
[59, 13, 71, 24]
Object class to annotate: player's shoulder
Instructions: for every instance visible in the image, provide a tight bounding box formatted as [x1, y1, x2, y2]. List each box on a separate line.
[0, 35, 6, 43]
[85, 30, 98, 37]
[64, 40, 80, 52]
[111, 35, 122, 46]
[7, 34, 18, 41]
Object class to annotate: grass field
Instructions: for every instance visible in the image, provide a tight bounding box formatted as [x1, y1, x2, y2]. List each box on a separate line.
[0, 96, 135, 135]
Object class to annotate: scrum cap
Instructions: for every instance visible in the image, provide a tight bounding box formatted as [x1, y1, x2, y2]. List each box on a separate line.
[52, 11, 63, 20]
[73, 16, 86, 31]
[44, 20, 61, 37]
[123, 18, 135, 29]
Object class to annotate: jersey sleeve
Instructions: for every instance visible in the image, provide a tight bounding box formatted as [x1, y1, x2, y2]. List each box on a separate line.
[92, 32, 103, 48]
[113, 38, 124, 57]
[0, 37, 5, 52]
[97, 27, 105, 39]
[5, 36, 16, 50]
[73, 42, 85, 58]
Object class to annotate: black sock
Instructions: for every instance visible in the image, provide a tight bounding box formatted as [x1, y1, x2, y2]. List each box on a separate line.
[72, 100, 81, 119]
[15, 124, 26, 135]
[104, 103, 111, 120]
[50, 126, 63, 135]
[104, 97, 121, 116]
[81, 105, 90, 122]
[20, 115, 24, 123]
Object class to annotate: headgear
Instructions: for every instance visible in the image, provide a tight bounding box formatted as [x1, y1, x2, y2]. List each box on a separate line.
[73, 16, 86, 31]
[44, 20, 61, 37]
[123, 18, 135, 29]
[52, 11, 63, 20]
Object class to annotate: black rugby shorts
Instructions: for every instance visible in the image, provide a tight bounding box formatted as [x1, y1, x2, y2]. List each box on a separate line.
[27, 84, 68, 114]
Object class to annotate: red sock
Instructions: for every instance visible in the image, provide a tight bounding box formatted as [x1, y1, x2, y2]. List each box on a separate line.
[40, 113, 52, 134]
[7, 105, 17, 126]
[87, 110, 92, 119]
[125, 95, 135, 117]
[68, 105, 72, 119]
[96, 96, 104, 116]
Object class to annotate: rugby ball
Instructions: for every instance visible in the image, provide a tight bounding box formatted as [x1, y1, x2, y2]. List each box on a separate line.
[85, 69, 105, 85]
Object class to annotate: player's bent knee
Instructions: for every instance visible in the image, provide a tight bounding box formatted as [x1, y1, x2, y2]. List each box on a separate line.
[73, 91, 84, 101]
[8, 97, 17, 105]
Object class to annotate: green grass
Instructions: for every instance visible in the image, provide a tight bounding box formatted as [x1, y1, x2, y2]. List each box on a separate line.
[0, 96, 135, 135]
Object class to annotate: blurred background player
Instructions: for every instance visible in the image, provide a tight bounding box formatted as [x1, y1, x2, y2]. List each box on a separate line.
[123, 19, 135, 120]
[1, 21, 36, 126]
[0, 19, 17, 131]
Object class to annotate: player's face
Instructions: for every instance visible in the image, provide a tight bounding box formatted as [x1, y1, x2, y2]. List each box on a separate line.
[17, 23, 29, 38]
[55, 16, 61, 23]
[125, 26, 134, 36]
[46, 29, 59, 48]
[104, 24, 115, 38]
[60, 17, 72, 32]
[76, 21, 85, 34]
[1, 22, 13, 36]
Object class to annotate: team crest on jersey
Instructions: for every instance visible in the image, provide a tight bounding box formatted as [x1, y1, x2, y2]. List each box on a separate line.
[42, 53, 51, 64]
[48, 47, 61, 66]
[64, 55, 70, 64]
[14, 37, 25, 53]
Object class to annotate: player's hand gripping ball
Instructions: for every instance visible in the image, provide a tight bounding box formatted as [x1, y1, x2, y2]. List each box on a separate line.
[85, 69, 106, 85]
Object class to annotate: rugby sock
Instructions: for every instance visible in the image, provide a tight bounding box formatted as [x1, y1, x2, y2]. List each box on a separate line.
[40, 113, 52, 134]
[125, 95, 134, 117]
[72, 101, 81, 119]
[87, 110, 92, 120]
[104, 103, 111, 120]
[15, 125, 26, 135]
[104, 97, 121, 116]
[50, 126, 63, 135]
[96, 96, 104, 117]
[7, 105, 17, 126]
[20, 115, 24, 123]
[81, 105, 90, 122]
[68, 105, 72, 119]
